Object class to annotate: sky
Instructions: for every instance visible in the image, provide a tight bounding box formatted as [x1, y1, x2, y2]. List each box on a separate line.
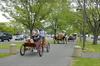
[0, 2, 10, 23]
[0, 11, 10, 22]
[0, 0, 77, 23]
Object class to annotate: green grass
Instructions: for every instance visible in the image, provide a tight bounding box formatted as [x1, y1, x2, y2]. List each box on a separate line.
[0, 53, 11, 58]
[0, 39, 54, 49]
[77, 40, 100, 52]
[72, 58, 100, 66]
[0, 42, 23, 49]
[72, 39, 100, 66]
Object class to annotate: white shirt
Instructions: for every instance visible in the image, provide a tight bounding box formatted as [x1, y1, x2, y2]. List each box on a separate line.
[39, 30, 45, 37]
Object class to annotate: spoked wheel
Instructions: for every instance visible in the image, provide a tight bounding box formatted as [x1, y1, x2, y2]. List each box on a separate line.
[65, 37, 68, 44]
[38, 46, 43, 57]
[20, 45, 25, 56]
[46, 43, 50, 52]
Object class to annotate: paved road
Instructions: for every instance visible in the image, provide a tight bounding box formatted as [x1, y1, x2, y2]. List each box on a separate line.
[0, 42, 75, 66]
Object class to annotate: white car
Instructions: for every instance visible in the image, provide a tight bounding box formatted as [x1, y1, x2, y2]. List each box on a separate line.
[91, 36, 100, 40]
[15, 35, 24, 40]
[98, 36, 100, 40]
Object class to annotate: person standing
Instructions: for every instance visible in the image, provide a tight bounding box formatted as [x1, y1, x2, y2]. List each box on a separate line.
[39, 29, 46, 40]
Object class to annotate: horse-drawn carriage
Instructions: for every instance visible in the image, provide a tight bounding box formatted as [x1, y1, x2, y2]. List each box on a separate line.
[53, 33, 67, 44]
[20, 38, 50, 57]
[68, 33, 77, 42]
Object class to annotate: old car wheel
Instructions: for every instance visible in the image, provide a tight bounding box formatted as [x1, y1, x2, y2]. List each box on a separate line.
[20, 45, 25, 56]
[38, 46, 43, 57]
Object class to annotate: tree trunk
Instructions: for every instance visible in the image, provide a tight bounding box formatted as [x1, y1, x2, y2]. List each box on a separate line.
[79, 31, 82, 42]
[82, 33, 86, 50]
[93, 34, 98, 45]
[29, 29, 33, 39]
[79, 35, 82, 42]
[54, 28, 57, 44]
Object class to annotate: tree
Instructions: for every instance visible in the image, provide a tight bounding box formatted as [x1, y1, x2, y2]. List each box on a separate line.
[9, 21, 26, 34]
[0, 22, 15, 34]
[77, 0, 100, 45]
[47, 0, 76, 33]
[0, 0, 51, 37]
[86, 0, 100, 45]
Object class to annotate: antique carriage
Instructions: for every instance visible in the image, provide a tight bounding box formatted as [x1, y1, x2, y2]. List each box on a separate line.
[20, 38, 50, 57]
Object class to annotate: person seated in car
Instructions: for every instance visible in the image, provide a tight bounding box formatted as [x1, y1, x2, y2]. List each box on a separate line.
[32, 30, 42, 49]
[32, 30, 41, 42]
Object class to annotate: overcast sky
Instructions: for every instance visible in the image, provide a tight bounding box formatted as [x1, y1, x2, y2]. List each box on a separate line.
[0, 0, 77, 23]
[0, 11, 10, 22]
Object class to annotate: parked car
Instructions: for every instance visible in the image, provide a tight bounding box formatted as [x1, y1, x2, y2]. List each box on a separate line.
[91, 36, 100, 40]
[15, 35, 25, 40]
[97, 36, 100, 40]
[0, 32, 12, 42]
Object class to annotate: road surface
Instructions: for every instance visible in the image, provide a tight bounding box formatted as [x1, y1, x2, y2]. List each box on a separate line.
[0, 42, 75, 66]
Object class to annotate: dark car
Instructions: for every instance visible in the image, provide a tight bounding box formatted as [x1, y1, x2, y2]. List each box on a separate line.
[0, 32, 12, 42]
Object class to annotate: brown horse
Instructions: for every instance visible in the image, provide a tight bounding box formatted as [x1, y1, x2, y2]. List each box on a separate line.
[53, 33, 67, 44]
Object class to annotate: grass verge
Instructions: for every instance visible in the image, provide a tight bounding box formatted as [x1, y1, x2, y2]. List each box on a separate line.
[72, 58, 100, 66]
[0, 53, 11, 58]
[0, 42, 23, 49]
[0, 39, 54, 49]
[77, 39, 100, 53]
[72, 39, 100, 66]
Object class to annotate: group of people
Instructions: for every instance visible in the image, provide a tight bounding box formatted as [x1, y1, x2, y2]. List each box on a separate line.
[32, 29, 46, 42]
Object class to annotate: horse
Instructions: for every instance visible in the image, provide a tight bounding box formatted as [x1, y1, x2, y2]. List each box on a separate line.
[53, 33, 67, 44]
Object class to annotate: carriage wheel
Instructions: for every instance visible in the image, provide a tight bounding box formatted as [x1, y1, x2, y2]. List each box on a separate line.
[38, 46, 43, 57]
[64, 37, 67, 44]
[46, 43, 50, 52]
[20, 45, 25, 56]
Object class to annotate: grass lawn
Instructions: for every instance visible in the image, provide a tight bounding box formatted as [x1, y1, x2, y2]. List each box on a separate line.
[0, 39, 54, 49]
[72, 39, 100, 66]
[0, 39, 54, 58]
[0, 53, 11, 58]
[77, 39, 100, 52]
[72, 58, 100, 66]
[0, 42, 23, 49]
